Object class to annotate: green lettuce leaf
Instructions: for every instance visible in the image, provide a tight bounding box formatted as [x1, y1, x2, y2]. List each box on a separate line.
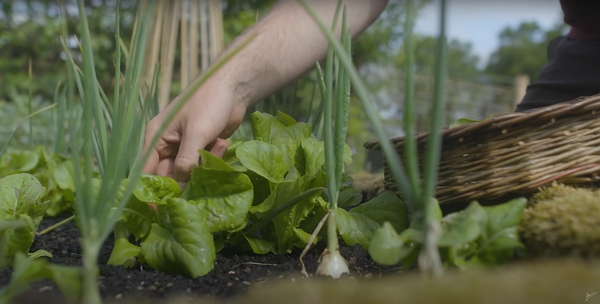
[3, 215, 36, 261]
[271, 123, 312, 174]
[337, 191, 407, 248]
[275, 111, 298, 126]
[236, 141, 287, 184]
[242, 233, 275, 254]
[471, 198, 527, 265]
[302, 138, 352, 177]
[257, 172, 321, 253]
[337, 187, 362, 208]
[250, 112, 289, 143]
[132, 174, 181, 204]
[183, 151, 254, 232]
[119, 196, 157, 240]
[28, 249, 53, 260]
[439, 201, 486, 247]
[6, 151, 39, 174]
[368, 223, 421, 266]
[0, 174, 48, 262]
[0, 173, 47, 222]
[108, 238, 140, 268]
[140, 198, 215, 278]
[51, 160, 75, 192]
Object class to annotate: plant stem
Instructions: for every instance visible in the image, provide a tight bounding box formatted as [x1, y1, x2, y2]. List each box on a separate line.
[81, 243, 101, 304]
[420, 0, 448, 277]
[326, 197, 339, 253]
[297, 0, 416, 212]
[28, 59, 33, 149]
[402, 0, 421, 198]
[36, 215, 74, 236]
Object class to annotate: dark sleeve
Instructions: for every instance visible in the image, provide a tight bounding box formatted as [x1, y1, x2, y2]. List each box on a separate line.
[560, 0, 600, 36]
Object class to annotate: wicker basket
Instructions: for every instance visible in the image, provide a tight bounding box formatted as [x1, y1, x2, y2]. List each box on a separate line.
[364, 94, 600, 207]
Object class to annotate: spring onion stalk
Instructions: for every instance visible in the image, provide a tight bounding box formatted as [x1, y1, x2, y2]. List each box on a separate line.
[300, 0, 449, 277]
[419, 0, 448, 276]
[311, 1, 350, 279]
[65, 1, 255, 302]
[55, 6, 74, 156]
[312, 62, 327, 138]
[52, 81, 66, 154]
[305, 79, 317, 123]
[297, 0, 416, 213]
[401, 0, 421, 199]
[27, 59, 34, 149]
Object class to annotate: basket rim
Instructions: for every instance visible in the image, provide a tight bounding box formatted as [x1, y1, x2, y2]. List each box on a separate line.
[364, 93, 600, 150]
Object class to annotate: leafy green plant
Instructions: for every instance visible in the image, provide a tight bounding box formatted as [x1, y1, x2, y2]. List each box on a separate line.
[0, 253, 81, 303]
[369, 198, 527, 268]
[306, 1, 353, 278]
[0, 146, 78, 217]
[106, 111, 406, 278]
[0, 173, 52, 263]
[298, 0, 449, 275]
[520, 184, 600, 257]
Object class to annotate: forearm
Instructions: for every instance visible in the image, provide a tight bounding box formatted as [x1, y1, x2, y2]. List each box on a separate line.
[212, 0, 388, 107]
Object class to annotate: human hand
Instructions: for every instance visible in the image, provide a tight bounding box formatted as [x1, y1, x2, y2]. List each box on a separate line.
[142, 78, 247, 189]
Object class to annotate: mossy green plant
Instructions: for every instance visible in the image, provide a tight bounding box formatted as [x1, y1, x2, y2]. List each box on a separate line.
[520, 184, 600, 257]
[526, 182, 580, 208]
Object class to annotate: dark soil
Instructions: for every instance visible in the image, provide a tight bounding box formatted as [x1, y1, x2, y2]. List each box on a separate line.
[0, 210, 401, 303]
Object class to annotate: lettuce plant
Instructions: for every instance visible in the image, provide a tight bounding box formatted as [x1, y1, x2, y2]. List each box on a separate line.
[106, 111, 406, 278]
[369, 198, 527, 268]
[0, 173, 50, 262]
[0, 146, 78, 217]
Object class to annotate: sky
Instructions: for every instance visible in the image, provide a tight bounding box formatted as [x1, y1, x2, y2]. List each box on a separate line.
[414, 0, 564, 67]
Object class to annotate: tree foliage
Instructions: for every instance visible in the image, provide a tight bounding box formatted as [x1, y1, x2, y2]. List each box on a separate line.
[485, 21, 568, 80]
[0, 0, 137, 101]
[394, 36, 481, 80]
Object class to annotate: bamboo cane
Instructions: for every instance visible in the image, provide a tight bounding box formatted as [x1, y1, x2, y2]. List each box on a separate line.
[181, 0, 190, 88]
[199, 0, 209, 72]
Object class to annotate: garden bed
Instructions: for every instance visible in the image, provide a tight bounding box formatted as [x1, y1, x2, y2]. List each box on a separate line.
[6, 212, 600, 304]
[0, 175, 398, 303]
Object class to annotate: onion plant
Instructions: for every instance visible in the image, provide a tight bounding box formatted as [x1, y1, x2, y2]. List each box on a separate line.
[306, 1, 353, 278]
[63, 1, 254, 303]
[299, 0, 448, 276]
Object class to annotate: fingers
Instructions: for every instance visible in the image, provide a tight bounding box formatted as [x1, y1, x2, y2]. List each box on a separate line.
[206, 138, 229, 159]
[156, 158, 175, 178]
[142, 119, 161, 174]
[173, 123, 213, 184]
[174, 129, 230, 186]
[142, 149, 158, 174]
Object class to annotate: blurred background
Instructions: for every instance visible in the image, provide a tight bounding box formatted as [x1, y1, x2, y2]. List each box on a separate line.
[0, 0, 567, 172]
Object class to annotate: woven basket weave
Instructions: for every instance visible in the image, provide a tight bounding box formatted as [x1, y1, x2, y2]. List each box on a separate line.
[364, 94, 600, 206]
